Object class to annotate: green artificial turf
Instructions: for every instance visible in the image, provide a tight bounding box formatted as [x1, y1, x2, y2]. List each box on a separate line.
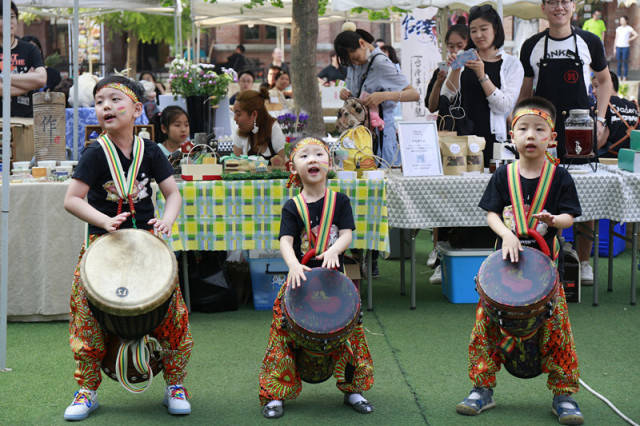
[1, 231, 638, 425]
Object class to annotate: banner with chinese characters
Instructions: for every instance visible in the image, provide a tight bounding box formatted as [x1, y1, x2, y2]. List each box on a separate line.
[399, 8, 439, 121]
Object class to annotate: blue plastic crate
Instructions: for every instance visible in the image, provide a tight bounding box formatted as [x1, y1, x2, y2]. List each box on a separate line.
[561, 219, 626, 257]
[439, 243, 493, 303]
[249, 257, 288, 310]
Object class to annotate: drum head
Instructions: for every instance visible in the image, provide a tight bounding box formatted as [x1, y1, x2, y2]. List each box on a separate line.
[477, 246, 557, 307]
[284, 268, 360, 336]
[80, 229, 177, 316]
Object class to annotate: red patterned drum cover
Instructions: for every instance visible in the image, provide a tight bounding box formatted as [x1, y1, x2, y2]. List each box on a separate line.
[283, 268, 360, 383]
[476, 246, 559, 337]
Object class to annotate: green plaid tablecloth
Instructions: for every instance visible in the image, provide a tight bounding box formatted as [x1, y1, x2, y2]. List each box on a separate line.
[156, 179, 389, 252]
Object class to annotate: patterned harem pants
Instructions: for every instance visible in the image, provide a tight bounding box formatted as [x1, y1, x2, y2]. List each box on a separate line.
[468, 285, 579, 395]
[69, 233, 193, 391]
[259, 283, 374, 405]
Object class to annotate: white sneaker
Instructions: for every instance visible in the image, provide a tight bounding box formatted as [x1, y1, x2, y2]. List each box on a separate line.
[430, 265, 442, 285]
[63, 389, 98, 421]
[427, 249, 438, 268]
[163, 384, 191, 415]
[580, 261, 593, 285]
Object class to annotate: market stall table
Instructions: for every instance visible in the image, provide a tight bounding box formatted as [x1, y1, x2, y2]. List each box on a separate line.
[3, 181, 85, 321]
[157, 178, 389, 311]
[385, 167, 632, 309]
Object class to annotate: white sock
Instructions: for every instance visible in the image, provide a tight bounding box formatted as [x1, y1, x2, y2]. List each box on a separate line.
[266, 400, 282, 409]
[348, 393, 366, 405]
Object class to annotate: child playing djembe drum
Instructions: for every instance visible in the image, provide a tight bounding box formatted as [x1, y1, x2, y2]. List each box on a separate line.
[258, 137, 375, 419]
[456, 97, 585, 425]
[63, 76, 192, 420]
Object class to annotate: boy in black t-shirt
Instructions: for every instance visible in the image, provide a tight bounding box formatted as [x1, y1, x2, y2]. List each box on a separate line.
[259, 137, 374, 419]
[0, 2, 46, 117]
[456, 97, 584, 425]
[63, 76, 191, 420]
[593, 71, 639, 157]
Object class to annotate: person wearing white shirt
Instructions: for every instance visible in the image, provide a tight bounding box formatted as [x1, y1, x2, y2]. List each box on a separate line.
[442, 5, 524, 167]
[614, 16, 638, 81]
[232, 87, 285, 163]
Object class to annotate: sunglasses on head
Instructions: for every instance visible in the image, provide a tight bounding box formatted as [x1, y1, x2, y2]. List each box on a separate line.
[470, 4, 494, 15]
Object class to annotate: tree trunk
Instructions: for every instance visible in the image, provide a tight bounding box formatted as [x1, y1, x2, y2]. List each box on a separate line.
[126, 32, 139, 78]
[291, 0, 323, 136]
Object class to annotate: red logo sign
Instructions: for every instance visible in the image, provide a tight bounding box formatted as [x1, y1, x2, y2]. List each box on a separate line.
[563, 70, 579, 84]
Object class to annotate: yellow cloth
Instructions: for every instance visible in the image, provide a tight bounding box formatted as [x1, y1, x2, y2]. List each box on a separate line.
[340, 125, 376, 176]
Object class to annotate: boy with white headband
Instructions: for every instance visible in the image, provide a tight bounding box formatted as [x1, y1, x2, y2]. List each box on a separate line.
[63, 75, 191, 420]
[456, 97, 584, 425]
[259, 137, 375, 419]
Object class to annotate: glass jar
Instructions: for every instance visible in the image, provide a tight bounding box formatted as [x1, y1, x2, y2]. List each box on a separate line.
[564, 109, 594, 157]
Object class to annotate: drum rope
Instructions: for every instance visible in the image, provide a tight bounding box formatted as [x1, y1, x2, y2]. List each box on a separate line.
[579, 378, 639, 426]
[115, 335, 162, 393]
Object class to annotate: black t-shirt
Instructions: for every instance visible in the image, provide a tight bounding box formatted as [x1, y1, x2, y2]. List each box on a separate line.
[600, 96, 639, 157]
[459, 60, 503, 166]
[279, 192, 355, 269]
[0, 39, 45, 117]
[425, 69, 455, 131]
[318, 65, 347, 82]
[73, 139, 174, 235]
[479, 164, 582, 254]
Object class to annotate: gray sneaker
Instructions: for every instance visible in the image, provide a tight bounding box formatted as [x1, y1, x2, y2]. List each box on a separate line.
[456, 387, 495, 416]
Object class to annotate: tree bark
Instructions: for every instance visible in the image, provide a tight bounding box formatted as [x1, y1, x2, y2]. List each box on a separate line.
[126, 32, 139, 77]
[291, 0, 323, 136]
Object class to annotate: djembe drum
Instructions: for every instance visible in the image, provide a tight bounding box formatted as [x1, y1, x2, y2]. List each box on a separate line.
[282, 250, 361, 383]
[80, 229, 178, 385]
[476, 231, 559, 378]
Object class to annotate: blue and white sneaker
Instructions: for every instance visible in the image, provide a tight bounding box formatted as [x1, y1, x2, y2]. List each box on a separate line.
[552, 394, 584, 425]
[163, 384, 191, 415]
[63, 389, 98, 421]
[456, 387, 495, 415]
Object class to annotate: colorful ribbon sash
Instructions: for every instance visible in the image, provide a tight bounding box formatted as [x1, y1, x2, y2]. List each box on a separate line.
[506, 160, 559, 260]
[293, 188, 337, 256]
[97, 134, 145, 228]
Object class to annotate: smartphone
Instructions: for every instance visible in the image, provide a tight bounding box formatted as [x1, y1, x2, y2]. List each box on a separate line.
[451, 49, 478, 70]
[437, 61, 448, 72]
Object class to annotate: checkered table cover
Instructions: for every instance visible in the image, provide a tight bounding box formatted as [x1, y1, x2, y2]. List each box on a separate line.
[385, 166, 629, 229]
[157, 179, 389, 252]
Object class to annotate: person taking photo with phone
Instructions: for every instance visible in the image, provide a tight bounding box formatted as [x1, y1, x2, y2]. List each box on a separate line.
[442, 5, 524, 167]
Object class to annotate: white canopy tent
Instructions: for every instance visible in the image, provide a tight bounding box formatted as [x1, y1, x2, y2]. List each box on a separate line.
[331, 0, 547, 19]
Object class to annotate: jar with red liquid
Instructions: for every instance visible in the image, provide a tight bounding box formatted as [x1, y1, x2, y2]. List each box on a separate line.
[564, 109, 594, 157]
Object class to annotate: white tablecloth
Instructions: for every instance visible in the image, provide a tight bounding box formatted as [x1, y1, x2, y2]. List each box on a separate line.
[2, 182, 85, 321]
[385, 166, 632, 229]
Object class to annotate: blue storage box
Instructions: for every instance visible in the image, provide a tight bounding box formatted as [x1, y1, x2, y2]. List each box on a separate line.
[249, 256, 288, 310]
[439, 243, 493, 303]
[562, 219, 626, 257]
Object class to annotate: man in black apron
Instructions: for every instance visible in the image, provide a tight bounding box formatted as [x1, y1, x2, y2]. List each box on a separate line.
[518, 0, 613, 289]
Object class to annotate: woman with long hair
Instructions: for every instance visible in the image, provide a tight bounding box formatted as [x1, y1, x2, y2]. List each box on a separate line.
[425, 24, 468, 131]
[442, 5, 524, 167]
[334, 27, 419, 167]
[232, 87, 286, 163]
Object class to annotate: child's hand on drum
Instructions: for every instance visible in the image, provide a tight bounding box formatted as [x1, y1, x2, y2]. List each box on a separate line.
[316, 247, 340, 270]
[532, 212, 556, 227]
[104, 212, 130, 232]
[148, 218, 172, 237]
[502, 232, 523, 263]
[288, 262, 312, 289]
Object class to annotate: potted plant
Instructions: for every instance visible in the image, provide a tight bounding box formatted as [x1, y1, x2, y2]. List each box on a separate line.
[168, 58, 237, 133]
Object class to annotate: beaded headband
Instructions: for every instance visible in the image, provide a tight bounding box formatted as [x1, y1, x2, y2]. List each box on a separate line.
[102, 82, 140, 103]
[287, 138, 331, 188]
[512, 108, 555, 131]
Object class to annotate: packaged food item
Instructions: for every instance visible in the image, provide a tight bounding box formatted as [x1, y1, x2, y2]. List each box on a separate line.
[466, 137, 486, 173]
[439, 135, 468, 175]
